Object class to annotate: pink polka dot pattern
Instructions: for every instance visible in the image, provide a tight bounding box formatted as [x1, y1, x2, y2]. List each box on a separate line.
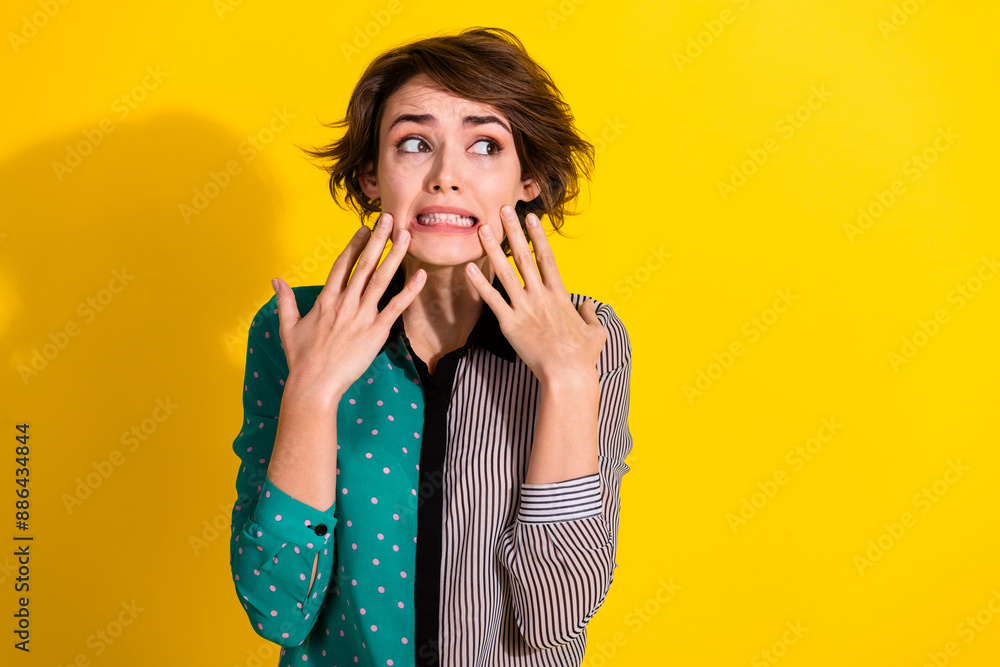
[230, 278, 630, 664]
[230, 285, 424, 667]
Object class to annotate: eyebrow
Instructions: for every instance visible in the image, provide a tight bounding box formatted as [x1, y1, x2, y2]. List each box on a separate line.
[386, 113, 511, 135]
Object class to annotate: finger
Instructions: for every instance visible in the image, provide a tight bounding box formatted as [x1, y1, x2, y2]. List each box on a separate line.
[477, 214, 524, 308]
[271, 276, 301, 343]
[359, 227, 411, 315]
[344, 212, 394, 303]
[499, 205, 541, 291]
[525, 212, 566, 293]
[465, 260, 512, 329]
[377, 263, 426, 331]
[579, 298, 598, 324]
[321, 223, 371, 301]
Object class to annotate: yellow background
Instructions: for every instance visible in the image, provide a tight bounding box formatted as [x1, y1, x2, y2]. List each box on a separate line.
[2, 0, 998, 665]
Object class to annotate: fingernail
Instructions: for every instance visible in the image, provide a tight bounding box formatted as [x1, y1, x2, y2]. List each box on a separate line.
[526, 214, 539, 227]
[480, 225, 494, 239]
[502, 205, 515, 218]
[271, 278, 279, 294]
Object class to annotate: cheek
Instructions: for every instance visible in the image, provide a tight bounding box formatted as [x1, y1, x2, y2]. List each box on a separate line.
[379, 160, 421, 190]
[380, 172, 409, 196]
[492, 222, 508, 243]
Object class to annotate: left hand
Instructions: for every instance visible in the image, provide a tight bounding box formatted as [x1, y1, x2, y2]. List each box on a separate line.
[464, 204, 607, 383]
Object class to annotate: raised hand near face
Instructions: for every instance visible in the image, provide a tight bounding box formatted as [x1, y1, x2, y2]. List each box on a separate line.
[464, 205, 606, 385]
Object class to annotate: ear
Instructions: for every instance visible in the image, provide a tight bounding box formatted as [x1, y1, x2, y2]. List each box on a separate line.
[360, 160, 380, 199]
[520, 177, 541, 203]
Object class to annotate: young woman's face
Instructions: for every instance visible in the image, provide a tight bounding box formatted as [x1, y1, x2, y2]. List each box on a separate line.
[361, 73, 540, 270]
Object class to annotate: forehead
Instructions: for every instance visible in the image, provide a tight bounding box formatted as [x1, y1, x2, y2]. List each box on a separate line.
[380, 73, 506, 131]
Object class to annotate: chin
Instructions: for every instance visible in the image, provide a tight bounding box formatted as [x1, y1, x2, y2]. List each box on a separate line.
[407, 249, 483, 271]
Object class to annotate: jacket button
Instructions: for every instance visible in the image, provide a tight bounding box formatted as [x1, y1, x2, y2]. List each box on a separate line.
[313, 524, 327, 536]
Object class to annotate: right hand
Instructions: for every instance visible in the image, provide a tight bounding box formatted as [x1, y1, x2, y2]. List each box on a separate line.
[270, 212, 425, 405]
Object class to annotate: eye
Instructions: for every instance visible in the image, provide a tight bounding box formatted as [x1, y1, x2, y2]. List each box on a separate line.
[470, 139, 503, 156]
[396, 136, 429, 153]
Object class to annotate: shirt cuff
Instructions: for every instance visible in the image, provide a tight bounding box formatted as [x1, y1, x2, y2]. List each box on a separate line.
[516, 472, 602, 524]
[252, 475, 338, 545]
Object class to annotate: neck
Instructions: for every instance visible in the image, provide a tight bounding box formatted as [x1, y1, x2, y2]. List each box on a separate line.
[401, 257, 493, 353]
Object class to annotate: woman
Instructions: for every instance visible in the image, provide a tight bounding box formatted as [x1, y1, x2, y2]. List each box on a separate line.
[229, 27, 633, 667]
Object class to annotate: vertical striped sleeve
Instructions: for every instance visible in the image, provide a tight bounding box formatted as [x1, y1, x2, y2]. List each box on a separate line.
[497, 302, 634, 651]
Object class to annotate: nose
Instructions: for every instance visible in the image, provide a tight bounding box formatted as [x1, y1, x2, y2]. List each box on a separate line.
[428, 145, 461, 192]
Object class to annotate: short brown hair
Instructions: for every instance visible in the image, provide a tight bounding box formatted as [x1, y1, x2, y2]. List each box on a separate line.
[298, 26, 595, 257]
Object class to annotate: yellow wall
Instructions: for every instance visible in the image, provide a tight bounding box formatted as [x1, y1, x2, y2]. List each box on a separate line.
[2, 0, 997, 664]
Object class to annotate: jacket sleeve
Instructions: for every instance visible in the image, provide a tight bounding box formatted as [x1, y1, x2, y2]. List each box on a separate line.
[498, 301, 633, 650]
[229, 298, 339, 648]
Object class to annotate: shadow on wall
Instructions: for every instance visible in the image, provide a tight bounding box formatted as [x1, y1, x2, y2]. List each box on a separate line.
[0, 111, 288, 620]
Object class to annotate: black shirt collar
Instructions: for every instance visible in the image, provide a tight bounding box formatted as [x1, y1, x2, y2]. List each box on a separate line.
[378, 264, 517, 363]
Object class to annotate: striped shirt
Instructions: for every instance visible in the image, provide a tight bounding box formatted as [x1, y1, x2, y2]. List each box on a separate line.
[230, 263, 633, 666]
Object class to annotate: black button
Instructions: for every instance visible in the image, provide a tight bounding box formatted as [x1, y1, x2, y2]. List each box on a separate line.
[313, 524, 327, 536]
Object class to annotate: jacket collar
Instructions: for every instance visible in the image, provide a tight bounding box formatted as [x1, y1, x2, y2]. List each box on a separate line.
[378, 263, 517, 363]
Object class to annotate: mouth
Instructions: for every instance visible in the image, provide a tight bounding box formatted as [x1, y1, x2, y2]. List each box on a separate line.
[410, 212, 481, 234]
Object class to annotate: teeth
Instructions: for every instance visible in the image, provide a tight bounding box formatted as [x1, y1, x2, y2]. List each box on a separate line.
[417, 213, 476, 227]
